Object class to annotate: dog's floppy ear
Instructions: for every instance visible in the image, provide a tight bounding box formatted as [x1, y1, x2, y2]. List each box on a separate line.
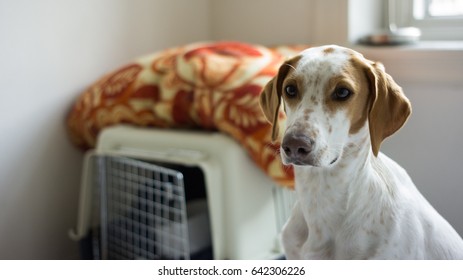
[259, 75, 282, 141]
[366, 62, 412, 156]
[260, 56, 299, 141]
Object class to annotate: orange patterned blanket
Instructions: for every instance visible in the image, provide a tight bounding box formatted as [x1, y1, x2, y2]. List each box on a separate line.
[67, 42, 307, 188]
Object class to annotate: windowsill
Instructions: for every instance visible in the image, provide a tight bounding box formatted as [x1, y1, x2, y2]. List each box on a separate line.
[391, 41, 463, 51]
[354, 40, 463, 51]
[351, 41, 463, 84]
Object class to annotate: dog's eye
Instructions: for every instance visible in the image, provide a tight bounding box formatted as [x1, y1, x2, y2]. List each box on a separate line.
[285, 85, 298, 98]
[333, 87, 351, 101]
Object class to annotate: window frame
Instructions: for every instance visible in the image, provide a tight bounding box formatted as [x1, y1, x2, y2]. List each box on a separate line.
[395, 0, 463, 40]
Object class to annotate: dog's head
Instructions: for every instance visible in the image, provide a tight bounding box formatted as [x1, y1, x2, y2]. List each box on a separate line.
[260, 45, 411, 167]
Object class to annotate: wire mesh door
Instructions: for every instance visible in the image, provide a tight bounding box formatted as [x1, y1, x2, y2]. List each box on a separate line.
[92, 155, 190, 260]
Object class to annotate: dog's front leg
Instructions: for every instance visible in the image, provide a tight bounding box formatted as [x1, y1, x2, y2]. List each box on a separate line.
[281, 201, 308, 259]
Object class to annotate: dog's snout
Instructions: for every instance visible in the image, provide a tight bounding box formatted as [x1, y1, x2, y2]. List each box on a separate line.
[282, 134, 313, 160]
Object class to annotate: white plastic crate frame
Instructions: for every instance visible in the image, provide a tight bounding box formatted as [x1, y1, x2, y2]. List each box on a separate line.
[70, 125, 296, 260]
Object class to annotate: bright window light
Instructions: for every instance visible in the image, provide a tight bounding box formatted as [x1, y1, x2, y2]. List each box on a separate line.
[415, 0, 463, 18]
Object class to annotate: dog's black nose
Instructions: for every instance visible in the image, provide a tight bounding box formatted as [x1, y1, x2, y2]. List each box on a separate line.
[282, 134, 313, 158]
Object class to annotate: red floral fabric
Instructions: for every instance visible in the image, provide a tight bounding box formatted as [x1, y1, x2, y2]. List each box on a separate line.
[67, 42, 308, 188]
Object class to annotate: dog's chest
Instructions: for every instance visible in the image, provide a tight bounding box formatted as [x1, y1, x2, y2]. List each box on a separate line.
[295, 167, 384, 259]
[295, 169, 346, 238]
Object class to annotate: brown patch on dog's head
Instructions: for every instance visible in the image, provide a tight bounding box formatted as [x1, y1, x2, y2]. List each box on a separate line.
[323, 55, 411, 156]
[259, 55, 302, 141]
[323, 56, 370, 134]
[323, 47, 335, 55]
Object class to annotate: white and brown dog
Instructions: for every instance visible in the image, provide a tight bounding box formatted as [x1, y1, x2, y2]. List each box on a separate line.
[260, 45, 463, 259]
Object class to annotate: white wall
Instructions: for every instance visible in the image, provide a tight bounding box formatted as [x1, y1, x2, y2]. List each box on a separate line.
[210, 0, 313, 45]
[0, 0, 209, 259]
[209, 0, 383, 46]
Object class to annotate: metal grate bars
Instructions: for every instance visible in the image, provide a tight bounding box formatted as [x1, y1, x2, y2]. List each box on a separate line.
[93, 155, 190, 260]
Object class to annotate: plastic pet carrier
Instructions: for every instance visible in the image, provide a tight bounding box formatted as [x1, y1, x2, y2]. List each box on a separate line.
[69, 125, 295, 260]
